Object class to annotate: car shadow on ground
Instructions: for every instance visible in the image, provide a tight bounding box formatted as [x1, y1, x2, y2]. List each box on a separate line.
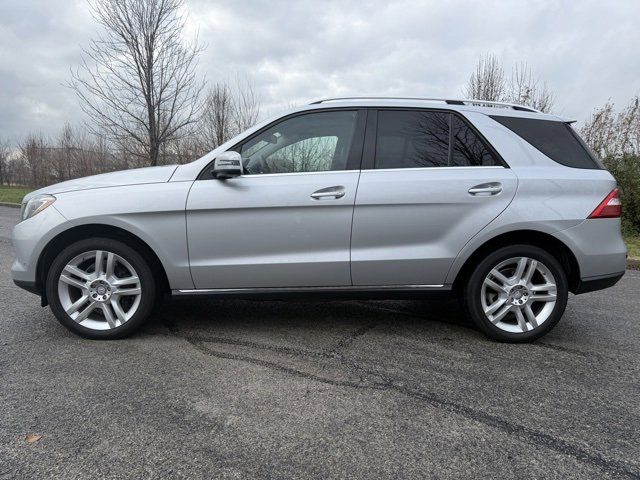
[145, 296, 477, 342]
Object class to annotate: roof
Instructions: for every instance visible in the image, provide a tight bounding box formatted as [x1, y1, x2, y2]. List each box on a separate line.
[303, 97, 564, 121]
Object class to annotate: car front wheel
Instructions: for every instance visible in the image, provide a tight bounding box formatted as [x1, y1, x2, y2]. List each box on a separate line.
[46, 238, 156, 339]
[464, 245, 568, 342]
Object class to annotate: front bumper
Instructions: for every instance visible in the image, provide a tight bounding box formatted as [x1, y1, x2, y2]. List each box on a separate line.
[11, 205, 70, 294]
[13, 278, 40, 295]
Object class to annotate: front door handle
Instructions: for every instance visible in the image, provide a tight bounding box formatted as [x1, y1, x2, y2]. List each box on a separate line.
[468, 182, 502, 196]
[311, 186, 346, 200]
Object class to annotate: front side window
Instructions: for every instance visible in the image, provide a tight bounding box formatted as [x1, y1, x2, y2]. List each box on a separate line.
[240, 111, 358, 174]
[375, 110, 501, 169]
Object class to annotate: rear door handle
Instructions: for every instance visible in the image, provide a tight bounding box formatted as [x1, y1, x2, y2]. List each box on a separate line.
[310, 186, 346, 200]
[468, 182, 502, 196]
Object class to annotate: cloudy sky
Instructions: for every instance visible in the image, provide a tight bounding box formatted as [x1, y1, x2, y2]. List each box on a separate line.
[0, 0, 638, 143]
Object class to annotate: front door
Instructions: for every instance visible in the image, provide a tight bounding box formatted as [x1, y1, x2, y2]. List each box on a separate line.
[186, 109, 365, 289]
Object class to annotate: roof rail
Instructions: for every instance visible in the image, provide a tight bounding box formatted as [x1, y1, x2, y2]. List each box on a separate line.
[309, 96, 541, 113]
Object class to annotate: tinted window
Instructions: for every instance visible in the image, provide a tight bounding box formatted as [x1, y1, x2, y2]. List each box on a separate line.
[375, 111, 500, 169]
[240, 111, 357, 174]
[452, 115, 500, 166]
[490, 116, 601, 169]
[375, 111, 449, 168]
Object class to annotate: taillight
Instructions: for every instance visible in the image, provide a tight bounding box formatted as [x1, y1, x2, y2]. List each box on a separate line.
[588, 188, 622, 219]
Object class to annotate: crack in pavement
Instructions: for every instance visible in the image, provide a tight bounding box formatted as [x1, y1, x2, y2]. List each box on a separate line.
[326, 322, 377, 355]
[163, 321, 640, 479]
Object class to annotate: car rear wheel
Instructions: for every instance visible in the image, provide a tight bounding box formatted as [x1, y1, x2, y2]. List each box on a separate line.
[464, 245, 568, 342]
[46, 238, 156, 339]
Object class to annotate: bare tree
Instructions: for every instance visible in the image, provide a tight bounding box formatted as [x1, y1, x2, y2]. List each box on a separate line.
[200, 82, 236, 150]
[69, 0, 205, 166]
[581, 96, 640, 158]
[463, 55, 555, 113]
[463, 54, 506, 102]
[233, 78, 260, 133]
[580, 101, 618, 158]
[197, 79, 261, 152]
[20, 133, 48, 187]
[0, 137, 10, 185]
[508, 63, 555, 113]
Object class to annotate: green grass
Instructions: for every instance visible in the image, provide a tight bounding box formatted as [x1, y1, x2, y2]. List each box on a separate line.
[624, 234, 640, 260]
[0, 186, 31, 205]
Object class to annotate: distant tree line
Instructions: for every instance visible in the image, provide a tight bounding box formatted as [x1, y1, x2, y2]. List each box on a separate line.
[0, 78, 259, 188]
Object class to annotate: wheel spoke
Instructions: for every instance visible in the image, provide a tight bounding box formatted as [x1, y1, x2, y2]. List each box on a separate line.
[530, 283, 556, 292]
[524, 305, 538, 329]
[94, 250, 105, 276]
[63, 265, 92, 281]
[74, 301, 97, 323]
[65, 295, 89, 315]
[114, 286, 141, 296]
[60, 273, 87, 291]
[485, 297, 507, 316]
[490, 269, 511, 286]
[111, 299, 127, 323]
[112, 276, 139, 287]
[105, 252, 116, 277]
[523, 259, 538, 284]
[515, 308, 528, 332]
[484, 277, 506, 293]
[491, 303, 512, 323]
[101, 303, 117, 329]
[513, 257, 528, 282]
[531, 293, 556, 302]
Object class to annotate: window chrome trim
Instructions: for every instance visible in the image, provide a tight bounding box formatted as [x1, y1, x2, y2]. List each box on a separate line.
[362, 166, 506, 173]
[237, 169, 360, 179]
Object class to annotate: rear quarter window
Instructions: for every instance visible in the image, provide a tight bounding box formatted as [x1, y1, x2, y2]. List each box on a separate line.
[490, 116, 602, 169]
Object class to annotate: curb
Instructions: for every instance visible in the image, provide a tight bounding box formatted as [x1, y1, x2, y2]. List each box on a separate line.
[0, 202, 20, 209]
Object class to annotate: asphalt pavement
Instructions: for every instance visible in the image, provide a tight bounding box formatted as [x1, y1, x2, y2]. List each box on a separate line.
[1, 205, 639, 479]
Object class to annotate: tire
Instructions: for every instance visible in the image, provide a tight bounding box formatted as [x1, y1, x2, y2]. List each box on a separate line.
[46, 237, 157, 339]
[463, 244, 568, 343]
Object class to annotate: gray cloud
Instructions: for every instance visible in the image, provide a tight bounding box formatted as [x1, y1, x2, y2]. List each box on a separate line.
[1, 0, 639, 142]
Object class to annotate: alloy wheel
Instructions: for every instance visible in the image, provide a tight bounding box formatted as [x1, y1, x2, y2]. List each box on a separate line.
[480, 256, 557, 334]
[57, 250, 142, 330]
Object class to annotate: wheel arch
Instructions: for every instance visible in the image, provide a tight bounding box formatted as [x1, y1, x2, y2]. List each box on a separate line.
[36, 224, 171, 306]
[451, 229, 581, 295]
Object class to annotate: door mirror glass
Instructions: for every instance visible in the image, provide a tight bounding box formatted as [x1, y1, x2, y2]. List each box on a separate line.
[212, 151, 243, 179]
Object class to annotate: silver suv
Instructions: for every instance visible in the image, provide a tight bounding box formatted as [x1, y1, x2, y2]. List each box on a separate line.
[12, 97, 627, 342]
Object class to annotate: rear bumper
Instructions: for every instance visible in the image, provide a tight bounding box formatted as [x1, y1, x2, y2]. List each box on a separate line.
[553, 218, 627, 279]
[574, 271, 625, 295]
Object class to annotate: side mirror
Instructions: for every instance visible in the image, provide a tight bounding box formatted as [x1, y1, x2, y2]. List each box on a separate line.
[212, 151, 243, 179]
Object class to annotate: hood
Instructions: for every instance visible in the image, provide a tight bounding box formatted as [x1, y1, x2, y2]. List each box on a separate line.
[25, 165, 179, 200]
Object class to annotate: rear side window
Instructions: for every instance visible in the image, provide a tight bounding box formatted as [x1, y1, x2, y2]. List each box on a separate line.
[375, 110, 501, 169]
[451, 115, 499, 167]
[490, 116, 601, 169]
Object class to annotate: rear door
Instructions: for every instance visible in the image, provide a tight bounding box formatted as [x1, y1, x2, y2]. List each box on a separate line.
[186, 109, 366, 289]
[351, 109, 517, 286]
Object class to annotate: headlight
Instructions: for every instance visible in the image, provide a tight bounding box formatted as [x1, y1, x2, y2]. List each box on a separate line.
[21, 195, 56, 222]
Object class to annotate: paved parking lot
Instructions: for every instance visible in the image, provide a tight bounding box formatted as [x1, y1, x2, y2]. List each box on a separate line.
[1, 205, 639, 479]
